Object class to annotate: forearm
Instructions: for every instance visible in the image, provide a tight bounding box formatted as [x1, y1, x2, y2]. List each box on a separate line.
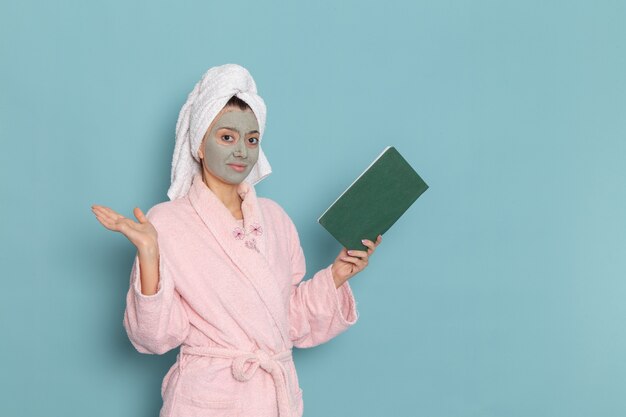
[332, 270, 347, 289]
[124, 246, 190, 354]
[289, 265, 359, 348]
[137, 244, 160, 295]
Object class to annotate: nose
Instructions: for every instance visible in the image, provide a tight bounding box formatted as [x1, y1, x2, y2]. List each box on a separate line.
[234, 138, 247, 158]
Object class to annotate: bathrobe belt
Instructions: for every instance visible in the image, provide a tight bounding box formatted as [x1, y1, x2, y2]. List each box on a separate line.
[179, 345, 296, 417]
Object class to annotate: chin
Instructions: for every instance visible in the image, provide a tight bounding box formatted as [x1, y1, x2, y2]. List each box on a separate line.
[204, 167, 249, 186]
[220, 173, 250, 185]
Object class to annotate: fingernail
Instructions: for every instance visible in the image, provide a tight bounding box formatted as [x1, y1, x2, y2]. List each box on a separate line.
[361, 239, 367, 244]
[347, 250, 353, 255]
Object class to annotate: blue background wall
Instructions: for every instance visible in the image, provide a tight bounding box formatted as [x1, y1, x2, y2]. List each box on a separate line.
[1, 1, 625, 416]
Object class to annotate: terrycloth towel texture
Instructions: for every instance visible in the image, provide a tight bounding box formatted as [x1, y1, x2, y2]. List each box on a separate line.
[168, 63, 272, 200]
[124, 173, 359, 416]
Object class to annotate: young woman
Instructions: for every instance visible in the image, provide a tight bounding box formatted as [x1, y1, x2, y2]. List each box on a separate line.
[92, 64, 381, 417]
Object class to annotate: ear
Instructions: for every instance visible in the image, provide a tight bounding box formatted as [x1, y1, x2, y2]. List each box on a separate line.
[197, 140, 204, 159]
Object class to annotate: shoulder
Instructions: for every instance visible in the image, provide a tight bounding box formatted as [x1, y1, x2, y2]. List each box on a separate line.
[145, 197, 195, 229]
[258, 197, 303, 252]
[258, 197, 288, 217]
[258, 197, 297, 231]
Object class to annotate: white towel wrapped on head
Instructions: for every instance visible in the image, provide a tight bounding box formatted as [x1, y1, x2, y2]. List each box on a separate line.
[167, 63, 271, 200]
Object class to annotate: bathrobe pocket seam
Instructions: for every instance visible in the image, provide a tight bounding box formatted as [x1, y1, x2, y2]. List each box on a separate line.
[177, 391, 241, 409]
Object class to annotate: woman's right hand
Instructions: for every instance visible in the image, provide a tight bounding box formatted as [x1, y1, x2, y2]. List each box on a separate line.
[91, 205, 158, 252]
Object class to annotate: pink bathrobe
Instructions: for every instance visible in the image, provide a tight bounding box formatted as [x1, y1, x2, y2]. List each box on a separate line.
[123, 172, 359, 417]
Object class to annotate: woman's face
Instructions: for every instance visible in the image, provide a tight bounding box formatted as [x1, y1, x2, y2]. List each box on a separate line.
[199, 107, 260, 185]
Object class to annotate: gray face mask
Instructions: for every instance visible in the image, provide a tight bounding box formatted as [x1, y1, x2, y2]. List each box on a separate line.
[200, 109, 260, 185]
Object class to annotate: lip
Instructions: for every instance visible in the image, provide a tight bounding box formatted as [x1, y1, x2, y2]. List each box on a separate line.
[227, 163, 247, 172]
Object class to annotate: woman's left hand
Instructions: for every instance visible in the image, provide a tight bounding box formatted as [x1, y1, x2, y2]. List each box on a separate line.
[331, 235, 382, 288]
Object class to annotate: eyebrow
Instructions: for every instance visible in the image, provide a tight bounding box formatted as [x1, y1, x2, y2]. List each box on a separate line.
[218, 127, 260, 135]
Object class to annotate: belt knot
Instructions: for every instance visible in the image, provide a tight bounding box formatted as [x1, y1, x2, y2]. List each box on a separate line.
[232, 348, 277, 381]
[255, 349, 274, 370]
[180, 345, 296, 417]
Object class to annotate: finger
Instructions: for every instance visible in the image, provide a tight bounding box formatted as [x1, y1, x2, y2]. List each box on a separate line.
[361, 239, 376, 254]
[93, 206, 125, 223]
[336, 247, 349, 259]
[361, 239, 375, 248]
[93, 212, 121, 231]
[98, 212, 123, 228]
[134, 207, 148, 224]
[91, 207, 111, 223]
[92, 205, 111, 213]
[369, 236, 382, 252]
[92, 212, 108, 227]
[93, 207, 133, 233]
[341, 255, 368, 268]
[347, 249, 369, 259]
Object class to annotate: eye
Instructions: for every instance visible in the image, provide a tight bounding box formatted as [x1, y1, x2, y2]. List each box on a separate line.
[221, 135, 234, 142]
[248, 137, 259, 145]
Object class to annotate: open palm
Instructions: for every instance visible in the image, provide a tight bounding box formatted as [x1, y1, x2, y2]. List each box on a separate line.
[91, 205, 158, 250]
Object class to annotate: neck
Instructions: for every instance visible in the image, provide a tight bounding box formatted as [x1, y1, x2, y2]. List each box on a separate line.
[201, 170, 243, 219]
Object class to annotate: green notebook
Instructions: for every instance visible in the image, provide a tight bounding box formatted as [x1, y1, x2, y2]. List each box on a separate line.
[318, 146, 429, 251]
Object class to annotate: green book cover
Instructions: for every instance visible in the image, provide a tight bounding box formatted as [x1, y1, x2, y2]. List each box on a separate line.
[318, 146, 429, 251]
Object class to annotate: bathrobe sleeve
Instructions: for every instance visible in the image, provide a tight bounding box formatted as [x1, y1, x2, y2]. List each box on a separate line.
[122, 207, 191, 355]
[287, 217, 359, 348]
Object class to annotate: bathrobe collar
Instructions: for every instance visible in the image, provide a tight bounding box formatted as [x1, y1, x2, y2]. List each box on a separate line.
[187, 173, 290, 347]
